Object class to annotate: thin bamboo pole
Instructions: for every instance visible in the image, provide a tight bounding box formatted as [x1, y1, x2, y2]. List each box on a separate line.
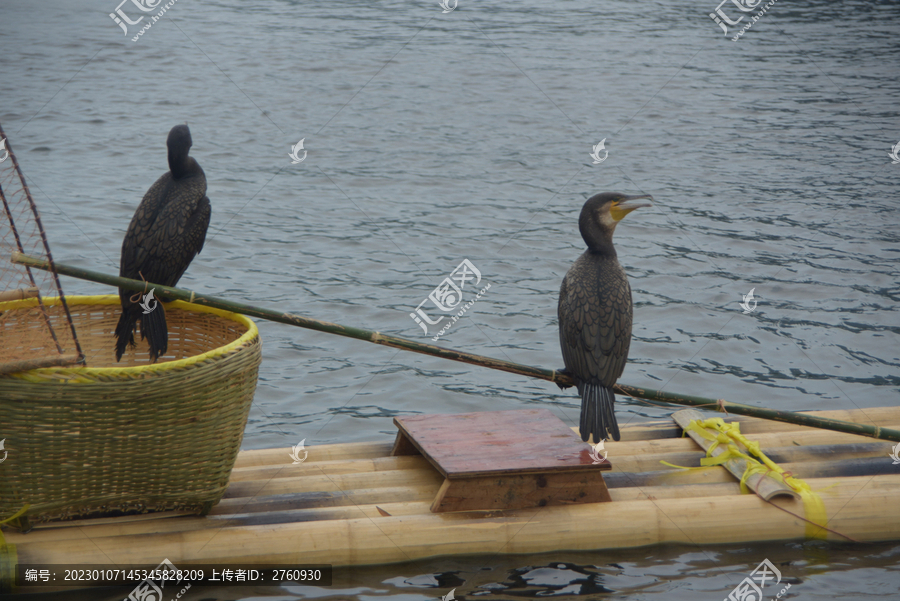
[0, 352, 81, 376]
[12, 252, 900, 442]
[0, 286, 38, 302]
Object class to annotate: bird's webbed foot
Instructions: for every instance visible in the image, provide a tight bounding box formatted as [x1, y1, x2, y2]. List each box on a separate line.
[554, 368, 575, 390]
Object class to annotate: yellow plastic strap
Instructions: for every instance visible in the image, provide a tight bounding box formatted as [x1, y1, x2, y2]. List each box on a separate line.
[658, 461, 716, 472]
[680, 418, 829, 539]
[0, 505, 29, 546]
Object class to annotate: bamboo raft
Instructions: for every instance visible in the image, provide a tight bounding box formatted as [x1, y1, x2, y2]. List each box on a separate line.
[5, 405, 900, 569]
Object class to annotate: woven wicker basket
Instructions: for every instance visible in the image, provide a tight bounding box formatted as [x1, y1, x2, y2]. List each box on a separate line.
[0, 295, 261, 525]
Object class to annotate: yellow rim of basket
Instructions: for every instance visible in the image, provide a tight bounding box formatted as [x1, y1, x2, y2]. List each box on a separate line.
[0, 294, 258, 381]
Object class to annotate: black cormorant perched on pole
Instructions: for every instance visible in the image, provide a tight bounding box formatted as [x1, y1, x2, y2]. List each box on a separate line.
[557, 192, 651, 442]
[114, 124, 211, 363]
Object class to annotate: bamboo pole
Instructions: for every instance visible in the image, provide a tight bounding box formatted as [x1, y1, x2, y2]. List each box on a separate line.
[212, 486, 440, 517]
[0, 286, 38, 302]
[224, 468, 443, 498]
[229, 455, 430, 482]
[12, 252, 900, 442]
[0, 352, 81, 376]
[615, 406, 900, 441]
[234, 442, 395, 467]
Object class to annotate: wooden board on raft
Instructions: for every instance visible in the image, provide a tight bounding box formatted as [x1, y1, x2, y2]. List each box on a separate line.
[390, 409, 611, 512]
[3, 405, 900, 576]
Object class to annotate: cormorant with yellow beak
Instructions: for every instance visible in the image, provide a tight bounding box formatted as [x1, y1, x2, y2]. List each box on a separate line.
[557, 192, 651, 442]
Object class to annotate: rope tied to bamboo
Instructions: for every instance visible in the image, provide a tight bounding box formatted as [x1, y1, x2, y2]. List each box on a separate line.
[677, 418, 832, 540]
[127, 271, 150, 304]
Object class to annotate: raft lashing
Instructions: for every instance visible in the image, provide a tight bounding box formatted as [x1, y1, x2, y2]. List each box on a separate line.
[3, 404, 899, 577]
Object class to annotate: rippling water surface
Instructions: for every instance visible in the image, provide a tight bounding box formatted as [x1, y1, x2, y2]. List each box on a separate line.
[2, 0, 898, 599]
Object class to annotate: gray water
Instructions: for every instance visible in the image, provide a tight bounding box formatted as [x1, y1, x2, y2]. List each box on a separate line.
[1, 0, 899, 598]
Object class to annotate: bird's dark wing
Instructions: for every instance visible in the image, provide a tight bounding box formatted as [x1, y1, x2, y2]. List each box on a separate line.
[190, 195, 211, 255]
[558, 255, 633, 388]
[119, 173, 174, 306]
[120, 172, 208, 291]
[166, 194, 211, 285]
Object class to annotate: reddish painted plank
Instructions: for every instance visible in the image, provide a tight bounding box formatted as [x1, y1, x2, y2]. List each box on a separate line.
[393, 409, 611, 479]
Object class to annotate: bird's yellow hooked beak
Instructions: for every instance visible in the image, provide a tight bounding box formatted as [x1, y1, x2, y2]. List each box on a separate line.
[610, 194, 653, 222]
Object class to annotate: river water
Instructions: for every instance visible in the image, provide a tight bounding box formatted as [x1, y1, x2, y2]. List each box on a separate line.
[1, 0, 898, 599]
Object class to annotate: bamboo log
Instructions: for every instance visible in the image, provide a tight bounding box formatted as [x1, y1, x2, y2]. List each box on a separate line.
[9, 475, 899, 566]
[217, 483, 440, 513]
[0, 352, 81, 376]
[12, 252, 900, 443]
[13, 498, 440, 545]
[223, 467, 443, 498]
[233, 442, 395, 468]
[597, 423, 900, 462]
[606, 388, 900, 443]
[600, 439, 894, 475]
[613, 455, 898, 488]
[618, 406, 900, 441]
[0, 286, 38, 302]
[229, 455, 430, 482]
[229, 455, 433, 484]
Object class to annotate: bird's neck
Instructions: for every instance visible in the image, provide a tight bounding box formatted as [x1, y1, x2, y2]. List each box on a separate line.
[168, 153, 196, 179]
[580, 220, 618, 258]
[583, 230, 617, 258]
[587, 242, 617, 259]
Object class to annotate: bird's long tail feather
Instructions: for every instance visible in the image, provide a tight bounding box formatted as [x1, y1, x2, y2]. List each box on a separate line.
[114, 306, 138, 362]
[141, 302, 168, 363]
[579, 384, 620, 442]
